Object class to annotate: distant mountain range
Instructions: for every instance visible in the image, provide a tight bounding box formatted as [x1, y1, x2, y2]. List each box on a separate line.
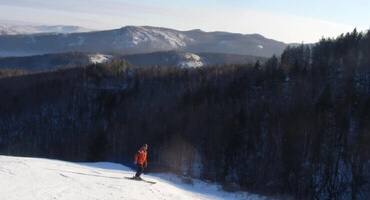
[0, 26, 287, 57]
[0, 24, 92, 36]
[0, 51, 266, 72]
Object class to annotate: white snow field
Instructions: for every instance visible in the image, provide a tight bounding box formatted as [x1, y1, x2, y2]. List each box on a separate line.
[0, 156, 270, 200]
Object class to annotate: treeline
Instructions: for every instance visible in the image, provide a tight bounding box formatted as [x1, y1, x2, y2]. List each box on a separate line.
[0, 30, 369, 199]
[0, 69, 28, 78]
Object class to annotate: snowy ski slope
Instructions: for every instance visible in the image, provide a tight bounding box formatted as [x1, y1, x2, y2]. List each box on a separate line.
[0, 156, 271, 200]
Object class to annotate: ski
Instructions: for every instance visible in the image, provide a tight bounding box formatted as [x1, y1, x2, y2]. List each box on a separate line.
[125, 177, 156, 184]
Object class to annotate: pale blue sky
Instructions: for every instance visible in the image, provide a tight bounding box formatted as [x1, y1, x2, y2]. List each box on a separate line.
[0, 0, 368, 43]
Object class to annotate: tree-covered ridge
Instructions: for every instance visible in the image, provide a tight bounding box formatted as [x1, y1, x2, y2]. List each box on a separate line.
[0, 29, 369, 199]
[276, 29, 370, 199]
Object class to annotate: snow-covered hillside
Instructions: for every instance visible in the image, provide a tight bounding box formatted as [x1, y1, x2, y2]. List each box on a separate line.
[116, 26, 192, 49]
[0, 156, 270, 200]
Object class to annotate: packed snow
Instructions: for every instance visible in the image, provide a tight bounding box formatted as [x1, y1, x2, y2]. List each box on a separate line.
[0, 156, 271, 200]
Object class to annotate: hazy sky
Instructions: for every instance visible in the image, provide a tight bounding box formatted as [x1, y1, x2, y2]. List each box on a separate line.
[0, 0, 368, 43]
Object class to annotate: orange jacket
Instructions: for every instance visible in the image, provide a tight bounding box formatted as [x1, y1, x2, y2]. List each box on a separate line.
[134, 149, 148, 166]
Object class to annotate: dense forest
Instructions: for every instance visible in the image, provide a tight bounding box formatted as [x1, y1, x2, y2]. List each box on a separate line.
[0, 29, 369, 199]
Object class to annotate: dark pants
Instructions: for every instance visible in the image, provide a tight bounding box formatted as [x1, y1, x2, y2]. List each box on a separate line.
[135, 164, 144, 177]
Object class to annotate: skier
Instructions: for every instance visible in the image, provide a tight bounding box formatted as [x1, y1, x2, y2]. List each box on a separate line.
[133, 144, 148, 180]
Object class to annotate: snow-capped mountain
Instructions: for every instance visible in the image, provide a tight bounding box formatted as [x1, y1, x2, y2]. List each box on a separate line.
[0, 24, 92, 35]
[0, 156, 269, 200]
[0, 26, 287, 57]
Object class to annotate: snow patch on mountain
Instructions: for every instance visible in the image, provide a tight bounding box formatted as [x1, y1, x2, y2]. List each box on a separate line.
[257, 45, 264, 49]
[0, 156, 270, 200]
[89, 54, 112, 64]
[178, 53, 204, 68]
